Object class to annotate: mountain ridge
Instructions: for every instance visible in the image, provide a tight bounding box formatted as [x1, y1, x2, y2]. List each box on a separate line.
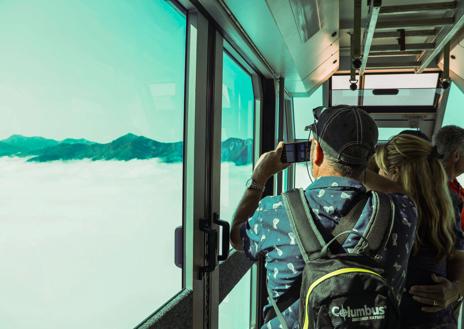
[0, 134, 252, 165]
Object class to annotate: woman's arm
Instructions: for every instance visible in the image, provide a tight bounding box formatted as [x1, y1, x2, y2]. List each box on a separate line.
[362, 169, 405, 194]
[409, 251, 464, 312]
[447, 250, 464, 297]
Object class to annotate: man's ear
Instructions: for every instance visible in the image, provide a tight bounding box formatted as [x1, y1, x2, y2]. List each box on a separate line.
[313, 140, 324, 166]
[452, 149, 461, 163]
[456, 150, 462, 162]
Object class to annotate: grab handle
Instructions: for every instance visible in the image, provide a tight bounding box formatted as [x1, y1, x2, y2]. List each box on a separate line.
[214, 213, 230, 261]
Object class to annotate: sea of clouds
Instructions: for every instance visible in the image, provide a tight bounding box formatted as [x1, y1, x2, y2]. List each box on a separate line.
[0, 157, 461, 329]
[0, 157, 254, 329]
[0, 158, 184, 328]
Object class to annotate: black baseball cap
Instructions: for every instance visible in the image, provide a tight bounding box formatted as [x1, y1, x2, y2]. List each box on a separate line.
[308, 105, 378, 165]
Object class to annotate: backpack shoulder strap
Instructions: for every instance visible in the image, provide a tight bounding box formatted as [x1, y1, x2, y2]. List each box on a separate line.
[263, 275, 302, 325]
[354, 191, 395, 256]
[282, 188, 325, 263]
[331, 193, 370, 246]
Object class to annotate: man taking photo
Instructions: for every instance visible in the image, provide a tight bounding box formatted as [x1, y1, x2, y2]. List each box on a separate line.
[230, 105, 418, 329]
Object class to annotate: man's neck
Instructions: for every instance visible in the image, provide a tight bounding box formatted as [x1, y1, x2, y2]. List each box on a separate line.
[444, 161, 457, 181]
[315, 166, 360, 181]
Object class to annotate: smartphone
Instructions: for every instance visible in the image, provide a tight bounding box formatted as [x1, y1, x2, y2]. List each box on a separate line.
[281, 141, 311, 163]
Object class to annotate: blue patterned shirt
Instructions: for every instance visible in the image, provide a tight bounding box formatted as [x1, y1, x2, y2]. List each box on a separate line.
[240, 176, 418, 329]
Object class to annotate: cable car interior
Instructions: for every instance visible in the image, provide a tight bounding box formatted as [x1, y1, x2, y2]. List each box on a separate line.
[2, 0, 464, 329]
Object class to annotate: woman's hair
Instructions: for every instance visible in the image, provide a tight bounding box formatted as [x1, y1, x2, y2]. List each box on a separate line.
[375, 134, 455, 258]
[367, 144, 382, 173]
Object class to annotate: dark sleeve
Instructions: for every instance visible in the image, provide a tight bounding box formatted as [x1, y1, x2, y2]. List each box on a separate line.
[449, 189, 464, 250]
[386, 193, 418, 296]
[453, 208, 464, 251]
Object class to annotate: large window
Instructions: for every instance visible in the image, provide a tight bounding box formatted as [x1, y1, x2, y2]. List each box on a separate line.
[0, 1, 186, 328]
[442, 82, 464, 185]
[331, 73, 439, 107]
[218, 52, 254, 329]
[378, 127, 408, 141]
[292, 88, 322, 188]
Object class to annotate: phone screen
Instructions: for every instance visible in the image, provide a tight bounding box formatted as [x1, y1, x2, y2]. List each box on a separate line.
[281, 141, 311, 163]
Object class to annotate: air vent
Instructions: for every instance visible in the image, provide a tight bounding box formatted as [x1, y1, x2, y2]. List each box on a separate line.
[289, 0, 322, 42]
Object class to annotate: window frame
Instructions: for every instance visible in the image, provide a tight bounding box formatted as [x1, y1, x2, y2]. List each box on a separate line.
[136, 4, 215, 329]
[217, 44, 261, 329]
[328, 71, 443, 113]
[141, 0, 273, 327]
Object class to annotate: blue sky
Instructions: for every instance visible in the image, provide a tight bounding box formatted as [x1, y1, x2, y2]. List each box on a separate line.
[1, 0, 462, 143]
[0, 0, 186, 143]
[222, 53, 255, 141]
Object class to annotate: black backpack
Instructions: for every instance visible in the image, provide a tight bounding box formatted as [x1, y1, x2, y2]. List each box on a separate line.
[265, 188, 399, 329]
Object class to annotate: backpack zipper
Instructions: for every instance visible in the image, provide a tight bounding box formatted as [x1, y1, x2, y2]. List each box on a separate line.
[302, 267, 384, 329]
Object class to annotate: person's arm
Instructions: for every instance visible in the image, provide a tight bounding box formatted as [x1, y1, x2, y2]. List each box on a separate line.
[230, 185, 264, 251]
[230, 142, 290, 251]
[409, 252, 464, 312]
[362, 169, 405, 194]
[448, 250, 464, 297]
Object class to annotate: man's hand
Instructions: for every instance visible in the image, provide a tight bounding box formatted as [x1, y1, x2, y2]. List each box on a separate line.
[409, 274, 460, 312]
[252, 142, 291, 185]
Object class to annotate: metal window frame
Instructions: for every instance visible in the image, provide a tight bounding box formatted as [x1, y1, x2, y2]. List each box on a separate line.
[214, 39, 263, 329]
[328, 71, 443, 110]
[136, 5, 217, 329]
[132, 1, 194, 328]
[250, 73, 264, 329]
[253, 78, 279, 329]
[284, 96, 295, 192]
[144, 0, 274, 327]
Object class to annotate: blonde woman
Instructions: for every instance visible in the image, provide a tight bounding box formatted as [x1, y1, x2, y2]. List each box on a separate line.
[374, 134, 464, 329]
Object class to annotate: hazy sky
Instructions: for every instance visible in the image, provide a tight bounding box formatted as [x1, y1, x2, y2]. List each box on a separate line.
[0, 0, 462, 143]
[222, 53, 255, 141]
[0, 0, 186, 143]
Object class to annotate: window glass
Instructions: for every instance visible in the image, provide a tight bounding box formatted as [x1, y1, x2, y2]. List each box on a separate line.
[295, 162, 314, 188]
[331, 76, 359, 106]
[442, 82, 464, 127]
[442, 82, 464, 185]
[293, 88, 322, 139]
[332, 89, 438, 106]
[331, 73, 439, 106]
[378, 127, 407, 141]
[331, 89, 359, 106]
[332, 75, 359, 90]
[333, 73, 439, 89]
[293, 90, 321, 188]
[219, 52, 254, 328]
[220, 53, 254, 224]
[364, 73, 439, 89]
[219, 271, 251, 329]
[0, 1, 185, 328]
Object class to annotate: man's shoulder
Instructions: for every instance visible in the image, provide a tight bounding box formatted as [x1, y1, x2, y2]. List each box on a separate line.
[252, 194, 290, 231]
[258, 194, 285, 211]
[387, 192, 416, 208]
[384, 192, 418, 227]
